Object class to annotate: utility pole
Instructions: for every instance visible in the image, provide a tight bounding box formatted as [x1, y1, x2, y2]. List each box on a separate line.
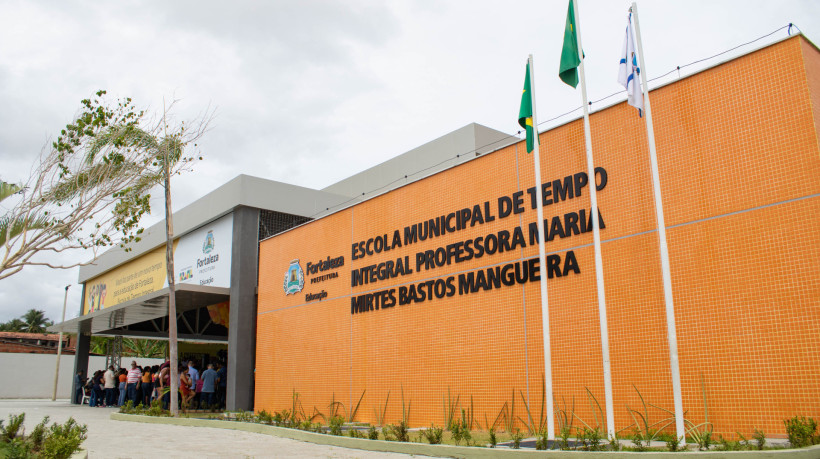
[52, 285, 70, 401]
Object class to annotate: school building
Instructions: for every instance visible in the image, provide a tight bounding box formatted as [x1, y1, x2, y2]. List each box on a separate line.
[54, 34, 820, 438]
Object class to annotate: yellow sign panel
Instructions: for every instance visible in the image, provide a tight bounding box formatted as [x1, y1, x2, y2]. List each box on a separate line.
[83, 245, 174, 315]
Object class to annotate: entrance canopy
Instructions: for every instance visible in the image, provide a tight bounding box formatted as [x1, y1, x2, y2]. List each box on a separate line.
[49, 284, 229, 338]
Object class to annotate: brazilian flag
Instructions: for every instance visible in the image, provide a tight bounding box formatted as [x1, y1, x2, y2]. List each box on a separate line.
[559, 0, 581, 88]
[518, 62, 534, 153]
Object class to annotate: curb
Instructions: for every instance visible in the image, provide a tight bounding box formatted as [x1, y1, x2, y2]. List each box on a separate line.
[110, 414, 820, 458]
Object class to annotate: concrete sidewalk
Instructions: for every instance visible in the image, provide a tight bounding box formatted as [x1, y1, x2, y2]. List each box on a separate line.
[0, 399, 437, 458]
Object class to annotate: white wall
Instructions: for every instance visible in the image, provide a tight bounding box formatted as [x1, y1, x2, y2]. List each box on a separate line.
[0, 354, 164, 399]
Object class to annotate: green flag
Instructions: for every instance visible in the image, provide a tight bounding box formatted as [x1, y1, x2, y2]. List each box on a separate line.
[559, 0, 581, 88]
[518, 62, 534, 153]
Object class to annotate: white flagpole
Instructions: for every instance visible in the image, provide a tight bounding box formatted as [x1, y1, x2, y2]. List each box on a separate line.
[572, 0, 616, 439]
[631, 2, 686, 446]
[528, 54, 556, 441]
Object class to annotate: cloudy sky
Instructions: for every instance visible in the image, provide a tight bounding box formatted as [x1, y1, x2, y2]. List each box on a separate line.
[0, 0, 818, 324]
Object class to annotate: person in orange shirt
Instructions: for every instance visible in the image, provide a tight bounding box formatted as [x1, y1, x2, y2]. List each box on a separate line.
[117, 369, 127, 406]
[141, 366, 153, 406]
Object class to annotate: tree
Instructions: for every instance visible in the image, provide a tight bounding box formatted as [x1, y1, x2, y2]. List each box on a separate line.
[0, 309, 52, 333]
[85, 103, 208, 417]
[0, 318, 25, 332]
[122, 337, 167, 358]
[0, 91, 206, 281]
[20, 309, 52, 333]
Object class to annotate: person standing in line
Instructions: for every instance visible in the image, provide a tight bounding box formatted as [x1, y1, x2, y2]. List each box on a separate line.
[187, 361, 199, 407]
[179, 365, 194, 408]
[74, 371, 85, 405]
[187, 361, 199, 391]
[103, 365, 116, 407]
[151, 365, 160, 401]
[200, 363, 218, 408]
[117, 368, 127, 406]
[216, 361, 227, 408]
[126, 361, 142, 404]
[141, 366, 153, 406]
[89, 370, 102, 407]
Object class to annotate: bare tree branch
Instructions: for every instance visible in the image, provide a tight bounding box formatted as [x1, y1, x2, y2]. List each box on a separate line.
[0, 91, 212, 281]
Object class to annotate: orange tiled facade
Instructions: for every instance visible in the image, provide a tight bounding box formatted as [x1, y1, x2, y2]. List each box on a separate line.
[255, 36, 820, 438]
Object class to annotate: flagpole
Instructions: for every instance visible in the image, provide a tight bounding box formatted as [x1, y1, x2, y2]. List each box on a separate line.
[631, 2, 686, 445]
[528, 54, 556, 441]
[572, 0, 615, 439]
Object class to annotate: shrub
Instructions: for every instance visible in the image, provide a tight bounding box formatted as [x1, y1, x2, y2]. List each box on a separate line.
[256, 410, 273, 425]
[419, 424, 443, 444]
[118, 400, 135, 414]
[367, 425, 379, 440]
[329, 415, 344, 436]
[535, 429, 548, 450]
[40, 417, 88, 459]
[752, 428, 766, 450]
[488, 427, 497, 448]
[784, 416, 819, 448]
[1, 413, 25, 442]
[660, 432, 683, 452]
[384, 421, 410, 442]
[511, 428, 523, 449]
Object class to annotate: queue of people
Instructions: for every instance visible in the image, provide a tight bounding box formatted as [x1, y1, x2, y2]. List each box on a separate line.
[75, 359, 228, 410]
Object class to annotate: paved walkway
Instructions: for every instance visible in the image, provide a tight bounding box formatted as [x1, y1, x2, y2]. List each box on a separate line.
[0, 399, 438, 458]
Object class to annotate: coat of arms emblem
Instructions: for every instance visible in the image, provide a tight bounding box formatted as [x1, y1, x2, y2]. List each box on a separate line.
[284, 259, 305, 295]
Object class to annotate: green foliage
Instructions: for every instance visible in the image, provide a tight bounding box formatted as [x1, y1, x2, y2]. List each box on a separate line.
[625, 385, 667, 450]
[328, 415, 344, 436]
[234, 410, 254, 423]
[298, 420, 313, 431]
[121, 337, 167, 358]
[118, 400, 135, 414]
[399, 384, 410, 426]
[449, 414, 472, 446]
[609, 435, 621, 451]
[0, 310, 53, 333]
[2, 413, 26, 442]
[784, 416, 819, 448]
[367, 425, 379, 440]
[5, 438, 32, 459]
[535, 428, 549, 450]
[383, 421, 410, 442]
[39, 418, 87, 459]
[510, 428, 523, 449]
[581, 427, 603, 451]
[419, 424, 443, 444]
[752, 428, 766, 450]
[695, 429, 712, 450]
[716, 434, 744, 451]
[27, 416, 50, 451]
[0, 414, 86, 459]
[0, 318, 26, 332]
[256, 410, 273, 425]
[443, 388, 459, 433]
[487, 427, 497, 448]
[348, 428, 365, 439]
[374, 390, 389, 427]
[659, 432, 683, 452]
[348, 390, 365, 423]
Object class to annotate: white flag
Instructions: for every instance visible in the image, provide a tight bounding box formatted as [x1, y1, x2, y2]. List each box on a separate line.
[618, 13, 643, 115]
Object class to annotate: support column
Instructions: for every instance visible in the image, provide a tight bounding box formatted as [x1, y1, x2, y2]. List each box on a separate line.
[70, 284, 89, 405]
[227, 207, 259, 411]
[71, 330, 90, 404]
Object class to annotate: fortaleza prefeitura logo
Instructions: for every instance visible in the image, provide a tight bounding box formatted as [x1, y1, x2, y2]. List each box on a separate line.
[283, 260, 305, 295]
[203, 230, 215, 254]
